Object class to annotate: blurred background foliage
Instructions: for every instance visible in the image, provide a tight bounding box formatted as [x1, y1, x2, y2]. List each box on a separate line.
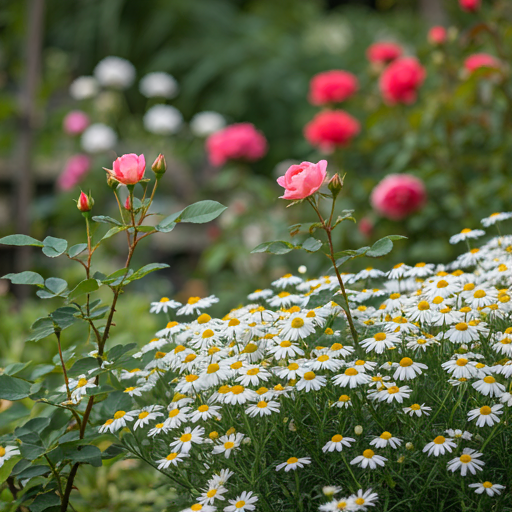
[1, 0, 512, 507]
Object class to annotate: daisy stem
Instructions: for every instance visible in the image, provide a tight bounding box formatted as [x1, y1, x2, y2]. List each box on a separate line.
[341, 453, 361, 488]
[427, 386, 452, 427]
[481, 421, 501, 451]
[295, 471, 304, 511]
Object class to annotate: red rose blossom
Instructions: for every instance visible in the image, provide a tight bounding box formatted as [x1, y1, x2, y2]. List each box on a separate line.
[304, 110, 360, 152]
[308, 70, 358, 106]
[428, 26, 447, 45]
[371, 174, 426, 220]
[379, 57, 426, 105]
[464, 53, 501, 74]
[205, 123, 267, 167]
[366, 42, 403, 65]
[459, 0, 480, 12]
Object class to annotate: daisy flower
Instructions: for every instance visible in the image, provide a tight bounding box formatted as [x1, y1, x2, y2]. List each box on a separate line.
[182, 503, 216, 512]
[296, 371, 326, 392]
[268, 339, 304, 360]
[449, 228, 485, 245]
[276, 456, 311, 472]
[392, 357, 428, 381]
[387, 263, 412, 280]
[163, 405, 191, 429]
[0, 445, 20, 467]
[245, 400, 280, 417]
[236, 364, 271, 386]
[156, 320, 184, 338]
[468, 481, 505, 497]
[403, 403, 431, 417]
[247, 289, 273, 301]
[279, 314, 316, 340]
[208, 468, 234, 487]
[156, 451, 189, 469]
[351, 488, 379, 509]
[274, 361, 302, 380]
[107, 410, 136, 432]
[405, 262, 435, 278]
[447, 448, 485, 476]
[198, 484, 228, 505]
[444, 322, 480, 344]
[332, 368, 371, 388]
[132, 405, 164, 430]
[69, 374, 97, 402]
[370, 432, 402, 449]
[422, 436, 457, 456]
[150, 297, 181, 314]
[472, 375, 505, 398]
[267, 291, 304, 308]
[465, 288, 498, 309]
[441, 357, 478, 379]
[148, 422, 170, 437]
[481, 212, 512, 227]
[223, 491, 258, 511]
[212, 433, 244, 459]
[309, 354, 343, 372]
[350, 449, 387, 470]
[445, 429, 472, 440]
[374, 384, 412, 404]
[360, 332, 401, 354]
[467, 404, 503, 427]
[334, 394, 352, 409]
[189, 403, 223, 423]
[177, 295, 219, 316]
[322, 434, 356, 453]
[500, 391, 512, 407]
[170, 426, 205, 453]
[405, 300, 433, 323]
[223, 385, 258, 405]
[272, 273, 303, 288]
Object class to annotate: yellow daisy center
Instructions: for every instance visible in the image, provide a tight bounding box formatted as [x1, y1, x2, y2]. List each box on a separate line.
[480, 406, 492, 415]
[303, 371, 316, 381]
[180, 433, 192, 443]
[114, 411, 125, 419]
[400, 357, 413, 367]
[363, 449, 375, 459]
[291, 318, 305, 328]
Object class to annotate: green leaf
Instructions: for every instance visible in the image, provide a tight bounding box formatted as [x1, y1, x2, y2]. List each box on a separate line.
[4, 361, 31, 376]
[136, 225, 155, 233]
[27, 318, 55, 342]
[92, 215, 122, 226]
[16, 465, 51, 479]
[101, 444, 126, 460]
[108, 343, 137, 362]
[42, 236, 68, 258]
[0, 402, 30, 428]
[2, 271, 44, 286]
[68, 243, 88, 258]
[155, 211, 181, 233]
[0, 234, 43, 247]
[385, 235, 407, 241]
[300, 237, 322, 252]
[0, 456, 21, 484]
[44, 278, 68, 296]
[0, 375, 32, 400]
[66, 445, 102, 467]
[366, 237, 394, 258]
[30, 364, 55, 380]
[125, 263, 169, 283]
[101, 226, 128, 241]
[251, 241, 295, 254]
[50, 307, 79, 330]
[68, 278, 100, 301]
[29, 491, 60, 512]
[68, 357, 99, 378]
[87, 306, 109, 320]
[179, 200, 227, 223]
[102, 268, 133, 286]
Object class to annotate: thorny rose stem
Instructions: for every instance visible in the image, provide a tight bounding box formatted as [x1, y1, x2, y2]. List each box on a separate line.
[307, 196, 359, 343]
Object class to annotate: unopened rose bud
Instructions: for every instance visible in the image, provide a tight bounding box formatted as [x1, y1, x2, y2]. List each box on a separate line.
[406, 442, 414, 451]
[124, 196, 131, 210]
[354, 425, 363, 435]
[107, 174, 119, 190]
[151, 153, 167, 178]
[328, 173, 344, 199]
[77, 191, 94, 212]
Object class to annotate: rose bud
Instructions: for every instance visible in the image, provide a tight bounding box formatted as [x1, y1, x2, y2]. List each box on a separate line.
[428, 26, 447, 46]
[124, 196, 131, 210]
[105, 153, 146, 185]
[328, 173, 344, 199]
[77, 191, 94, 212]
[151, 153, 167, 178]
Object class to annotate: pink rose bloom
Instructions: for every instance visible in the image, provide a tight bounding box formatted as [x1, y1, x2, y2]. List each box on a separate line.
[308, 70, 359, 105]
[379, 57, 426, 105]
[304, 110, 360, 152]
[63, 110, 90, 135]
[205, 123, 267, 167]
[428, 26, 447, 45]
[277, 160, 327, 200]
[459, 0, 480, 12]
[371, 174, 426, 220]
[464, 53, 501, 73]
[366, 42, 403, 65]
[109, 153, 146, 185]
[57, 154, 91, 191]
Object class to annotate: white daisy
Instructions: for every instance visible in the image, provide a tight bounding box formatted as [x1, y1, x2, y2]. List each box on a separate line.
[276, 456, 311, 472]
[197, 483, 228, 505]
[374, 384, 412, 404]
[279, 314, 316, 340]
[189, 404, 223, 423]
[223, 491, 258, 512]
[392, 357, 428, 381]
[132, 405, 164, 430]
[322, 434, 356, 453]
[449, 228, 485, 245]
[360, 332, 401, 354]
[445, 429, 472, 440]
[472, 375, 505, 398]
[296, 371, 326, 392]
[170, 426, 205, 454]
[402, 403, 431, 417]
[447, 448, 485, 476]
[468, 481, 505, 497]
[370, 432, 402, 449]
[272, 273, 303, 288]
[212, 433, 244, 459]
[350, 449, 387, 470]
[0, 445, 20, 467]
[150, 297, 182, 314]
[148, 422, 170, 437]
[247, 289, 273, 301]
[422, 436, 457, 456]
[245, 400, 280, 417]
[163, 405, 191, 429]
[177, 296, 219, 316]
[481, 212, 512, 227]
[332, 368, 371, 388]
[467, 404, 503, 427]
[156, 451, 189, 469]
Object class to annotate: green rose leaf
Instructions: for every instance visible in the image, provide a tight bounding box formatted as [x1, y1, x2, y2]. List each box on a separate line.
[68, 357, 99, 378]
[366, 235, 406, 258]
[27, 317, 55, 342]
[0, 234, 44, 247]
[108, 343, 138, 362]
[29, 491, 61, 512]
[68, 278, 100, 301]
[1, 271, 44, 286]
[42, 236, 68, 258]
[92, 215, 122, 226]
[179, 200, 227, 223]
[0, 456, 22, 485]
[251, 241, 295, 255]
[68, 243, 88, 258]
[101, 226, 128, 242]
[300, 237, 323, 252]
[50, 306, 79, 331]
[102, 268, 133, 286]
[125, 263, 169, 283]
[0, 374, 32, 400]
[65, 445, 103, 467]
[155, 211, 181, 233]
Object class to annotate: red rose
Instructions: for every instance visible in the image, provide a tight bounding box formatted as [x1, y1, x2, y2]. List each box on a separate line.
[459, 0, 480, 12]
[304, 110, 360, 152]
[366, 42, 403, 65]
[428, 26, 447, 45]
[379, 57, 426, 105]
[309, 70, 358, 106]
[464, 53, 501, 74]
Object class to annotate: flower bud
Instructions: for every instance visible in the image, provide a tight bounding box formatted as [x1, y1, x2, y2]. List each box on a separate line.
[328, 173, 344, 199]
[397, 456, 405, 463]
[151, 153, 167, 178]
[209, 431, 219, 440]
[124, 196, 131, 210]
[298, 265, 307, 274]
[322, 486, 339, 497]
[107, 174, 119, 190]
[288, 419, 297, 432]
[242, 437, 251, 445]
[77, 191, 94, 212]
[406, 442, 414, 451]
[354, 425, 363, 435]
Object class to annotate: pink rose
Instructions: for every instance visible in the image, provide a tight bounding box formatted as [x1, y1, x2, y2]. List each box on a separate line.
[371, 174, 426, 220]
[77, 191, 93, 212]
[304, 110, 360, 152]
[205, 123, 267, 167]
[428, 26, 447, 45]
[379, 57, 426, 105]
[366, 42, 403, 65]
[464, 53, 501, 74]
[277, 160, 327, 200]
[108, 153, 146, 185]
[57, 154, 91, 191]
[308, 70, 358, 105]
[63, 110, 90, 135]
[459, 0, 480, 12]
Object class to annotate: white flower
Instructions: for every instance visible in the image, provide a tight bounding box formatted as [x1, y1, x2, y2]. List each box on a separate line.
[139, 72, 178, 98]
[392, 357, 428, 381]
[402, 403, 431, 417]
[223, 491, 258, 511]
[272, 273, 303, 289]
[467, 404, 503, 427]
[447, 448, 484, 476]
[245, 399, 280, 417]
[360, 332, 401, 354]
[247, 289, 273, 301]
[132, 405, 164, 430]
[500, 391, 512, 407]
[177, 296, 219, 316]
[472, 375, 505, 397]
[445, 429, 472, 440]
[350, 449, 387, 469]
[197, 483, 228, 505]
[156, 451, 188, 469]
[190, 111, 226, 137]
[268, 339, 304, 360]
[212, 433, 244, 458]
[148, 422, 169, 437]
[276, 456, 311, 472]
[370, 432, 402, 449]
[481, 212, 512, 227]
[81, 123, 117, 153]
[189, 404, 222, 423]
[441, 357, 479, 379]
[449, 228, 485, 245]
[69, 76, 98, 100]
[468, 481, 505, 497]
[332, 368, 371, 389]
[0, 445, 20, 467]
[170, 426, 205, 454]
[279, 314, 316, 341]
[374, 383, 412, 404]
[208, 468, 234, 487]
[296, 371, 326, 392]
[350, 488, 379, 509]
[143, 104, 183, 135]
[69, 374, 97, 402]
[94, 56, 135, 89]
[150, 297, 182, 313]
[322, 434, 355, 452]
[422, 436, 457, 456]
